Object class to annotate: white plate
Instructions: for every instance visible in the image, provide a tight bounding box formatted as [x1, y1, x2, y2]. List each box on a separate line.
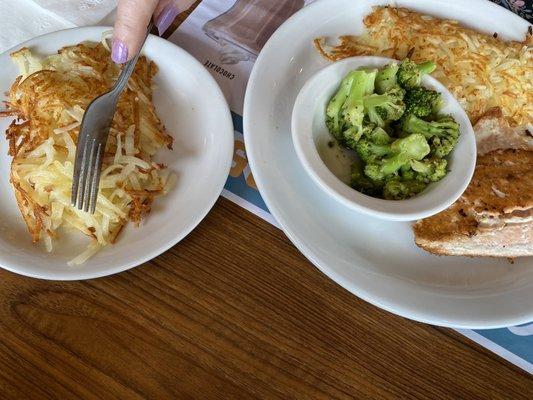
[244, 0, 533, 328]
[0, 27, 234, 280]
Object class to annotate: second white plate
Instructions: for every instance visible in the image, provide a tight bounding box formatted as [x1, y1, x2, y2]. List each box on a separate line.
[244, 0, 533, 328]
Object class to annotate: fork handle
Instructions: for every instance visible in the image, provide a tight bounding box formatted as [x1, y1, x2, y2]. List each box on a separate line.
[111, 21, 155, 95]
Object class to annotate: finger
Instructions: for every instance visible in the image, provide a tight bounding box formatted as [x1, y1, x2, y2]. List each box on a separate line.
[154, 0, 197, 37]
[112, 0, 159, 63]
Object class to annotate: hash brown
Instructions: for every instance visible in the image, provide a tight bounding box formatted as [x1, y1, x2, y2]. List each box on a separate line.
[1, 41, 174, 264]
[314, 7, 533, 126]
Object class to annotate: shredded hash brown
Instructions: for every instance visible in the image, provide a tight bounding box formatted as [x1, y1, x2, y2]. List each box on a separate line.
[0, 41, 174, 264]
[314, 7, 533, 126]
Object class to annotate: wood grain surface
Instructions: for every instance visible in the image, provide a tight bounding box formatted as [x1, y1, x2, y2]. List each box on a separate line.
[1, 198, 532, 399]
[0, 3, 532, 400]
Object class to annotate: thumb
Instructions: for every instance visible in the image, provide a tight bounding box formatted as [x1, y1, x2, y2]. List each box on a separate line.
[112, 0, 159, 64]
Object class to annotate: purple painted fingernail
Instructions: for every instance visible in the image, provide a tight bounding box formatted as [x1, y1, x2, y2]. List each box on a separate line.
[111, 39, 128, 64]
[156, 4, 180, 36]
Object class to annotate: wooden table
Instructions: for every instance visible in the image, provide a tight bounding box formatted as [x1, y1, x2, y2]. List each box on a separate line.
[1, 5, 532, 400]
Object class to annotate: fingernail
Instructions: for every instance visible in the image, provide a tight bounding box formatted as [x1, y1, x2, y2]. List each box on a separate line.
[156, 4, 180, 36]
[112, 39, 128, 64]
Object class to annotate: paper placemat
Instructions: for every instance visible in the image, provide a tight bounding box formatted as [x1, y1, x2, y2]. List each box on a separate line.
[168, 0, 533, 374]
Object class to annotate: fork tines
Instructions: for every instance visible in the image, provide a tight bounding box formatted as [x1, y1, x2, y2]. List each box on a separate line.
[71, 137, 104, 214]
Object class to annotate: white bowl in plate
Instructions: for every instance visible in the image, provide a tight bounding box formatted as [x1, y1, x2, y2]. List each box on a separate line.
[0, 27, 234, 280]
[291, 56, 477, 221]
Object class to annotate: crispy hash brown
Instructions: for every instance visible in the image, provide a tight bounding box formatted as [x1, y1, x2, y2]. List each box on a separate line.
[0, 42, 174, 264]
[314, 7, 533, 126]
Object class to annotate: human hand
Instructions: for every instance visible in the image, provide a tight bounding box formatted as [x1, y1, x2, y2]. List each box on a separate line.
[112, 0, 196, 63]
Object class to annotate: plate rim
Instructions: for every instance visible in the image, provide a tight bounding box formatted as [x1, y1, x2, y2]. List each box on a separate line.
[244, 0, 533, 329]
[0, 26, 234, 281]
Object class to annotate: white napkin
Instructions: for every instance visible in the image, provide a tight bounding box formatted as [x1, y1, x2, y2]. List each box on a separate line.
[0, 0, 116, 54]
[31, 0, 117, 26]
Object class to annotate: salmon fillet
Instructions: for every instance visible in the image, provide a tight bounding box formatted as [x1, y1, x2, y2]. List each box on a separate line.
[413, 109, 533, 258]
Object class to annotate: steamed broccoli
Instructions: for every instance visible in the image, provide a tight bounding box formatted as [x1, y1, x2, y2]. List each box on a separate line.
[363, 133, 430, 181]
[355, 127, 392, 164]
[410, 158, 448, 182]
[342, 124, 376, 149]
[404, 87, 443, 118]
[375, 62, 399, 94]
[341, 70, 377, 123]
[383, 178, 427, 200]
[399, 165, 416, 181]
[368, 126, 391, 145]
[326, 69, 377, 146]
[429, 135, 459, 158]
[377, 158, 443, 199]
[402, 114, 459, 138]
[325, 60, 456, 201]
[402, 114, 459, 157]
[397, 59, 437, 89]
[326, 71, 356, 141]
[364, 86, 406, 127]
[350, 163, 383, 196]
[390, 132, 431, 160]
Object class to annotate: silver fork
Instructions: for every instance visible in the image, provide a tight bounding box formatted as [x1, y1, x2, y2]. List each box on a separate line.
[71, 22, 154, 214]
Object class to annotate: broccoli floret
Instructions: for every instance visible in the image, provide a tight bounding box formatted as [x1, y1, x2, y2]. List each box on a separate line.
[399, 166, 416, 181]
[403, 114, 459, 138]
[342, 124, 375, 149]
[339, 69, 378, 148]
[350, 163, 384, 196]
[355, 132, 391, 164]
[383, 178, 427, 200]
[363, 133, 430, 180]
[341, 70, 377, 123]
[356, 141, 389, 164]
[364, 86, 406, 127]
[354, 127, 392, 163]
[397, 59, 437, 89]
[402, 114, 459, 157]
[390, 132, 431, 160]
[404, 87, 443, 118]
[366, 106, 388, 128]
[326, 69, 378, 146]
[358, 68, 379, 94]
[326, 72, 357, 141]
[369, 127, 391, 145]
[429, 136, 458, 158]
[363, 163, 387, 182]
[410, 158, 448, 182]
[375, 63, 399, 94]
